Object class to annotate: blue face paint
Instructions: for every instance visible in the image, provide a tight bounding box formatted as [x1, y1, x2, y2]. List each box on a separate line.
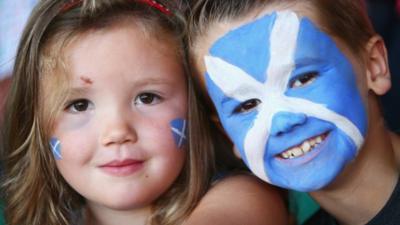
[50, 137, 62, 160]
[170, 118, 187, 149]
[204, 11, 367, 191]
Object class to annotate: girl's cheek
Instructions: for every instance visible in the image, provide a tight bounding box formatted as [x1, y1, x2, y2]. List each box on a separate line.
[56, 113, 92, 131]
[51, 116, 94, 162]
[52, 133, 95, 164]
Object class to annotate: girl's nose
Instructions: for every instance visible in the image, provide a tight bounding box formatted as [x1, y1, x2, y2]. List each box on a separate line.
[269, 112, 307, 137]
[100, 113, 137, 146]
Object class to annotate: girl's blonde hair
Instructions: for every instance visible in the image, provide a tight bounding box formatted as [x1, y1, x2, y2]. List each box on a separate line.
[1, 0, 228, 224]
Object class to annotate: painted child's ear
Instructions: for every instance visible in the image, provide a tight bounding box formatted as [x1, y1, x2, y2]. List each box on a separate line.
[365, 35, 391, 95]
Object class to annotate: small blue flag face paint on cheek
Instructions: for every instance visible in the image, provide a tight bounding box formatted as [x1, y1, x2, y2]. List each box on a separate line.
[170, 118, 187, 149]
[50, 137, 62, 160]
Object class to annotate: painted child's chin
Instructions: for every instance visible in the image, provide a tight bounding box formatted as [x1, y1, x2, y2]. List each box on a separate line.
[294, 181, 332, 192]
[290, 164, 347, 192]
[272, 173, 338, 192]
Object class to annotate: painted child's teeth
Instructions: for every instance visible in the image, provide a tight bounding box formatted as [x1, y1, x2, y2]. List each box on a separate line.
[282, 152, 290, 159]
[280, 134, 326, 159]
[290, 147, 303, 158]
[301, 141, 311, 153]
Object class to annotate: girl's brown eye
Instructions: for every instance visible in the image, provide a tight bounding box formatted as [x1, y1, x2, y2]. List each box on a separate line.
[66, 99, 90, 113]
[135, 92, 162, 105]
[233, 99, 261, 114]
[291, 72, 319, 88]
[73, 101, 88, 111]
[139, 93, 155, 104]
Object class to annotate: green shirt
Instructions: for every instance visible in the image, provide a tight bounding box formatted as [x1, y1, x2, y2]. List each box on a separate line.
[288, 191, 320, 225]
[0, 200, 5, 225]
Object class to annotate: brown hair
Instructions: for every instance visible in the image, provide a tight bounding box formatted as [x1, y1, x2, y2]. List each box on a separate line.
[187, 0, 375, 60]
[1, 0, 224, 224]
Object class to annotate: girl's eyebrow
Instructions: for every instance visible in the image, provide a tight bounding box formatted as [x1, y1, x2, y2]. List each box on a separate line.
[68, 75, 174, 94]
[68, 87, 89, 97]
[132, 77, 173, 87]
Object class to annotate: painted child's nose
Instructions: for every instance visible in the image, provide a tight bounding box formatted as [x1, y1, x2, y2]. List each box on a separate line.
[270, 112, 307, 136]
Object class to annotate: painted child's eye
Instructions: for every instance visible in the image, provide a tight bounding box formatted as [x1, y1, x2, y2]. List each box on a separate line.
[65, 99, 91, 113]
[135, 92, 162, 105]
[290, 72, 319, 88]
[233, 99, 261, 114]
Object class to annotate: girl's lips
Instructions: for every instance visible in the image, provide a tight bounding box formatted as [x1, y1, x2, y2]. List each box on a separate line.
[99, 159, 144, 176]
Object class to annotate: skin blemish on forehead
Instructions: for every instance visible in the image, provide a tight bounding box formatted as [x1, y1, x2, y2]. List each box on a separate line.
[80, 76, 93, 85]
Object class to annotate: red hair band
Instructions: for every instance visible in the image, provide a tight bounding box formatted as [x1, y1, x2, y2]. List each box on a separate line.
[137, 0, 171, 15]
[60, 0, 81, 13]
[60, 0, 171, 15]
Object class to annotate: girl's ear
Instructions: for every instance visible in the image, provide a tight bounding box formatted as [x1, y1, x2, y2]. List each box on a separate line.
[365, 35, 391, 95]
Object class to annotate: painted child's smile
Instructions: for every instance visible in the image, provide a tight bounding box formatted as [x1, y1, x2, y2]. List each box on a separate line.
[279, 133, 328, 159]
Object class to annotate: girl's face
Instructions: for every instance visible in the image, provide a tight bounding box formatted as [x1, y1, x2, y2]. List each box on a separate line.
[194, 9, 368, 191]
[51, 23, 187, 211]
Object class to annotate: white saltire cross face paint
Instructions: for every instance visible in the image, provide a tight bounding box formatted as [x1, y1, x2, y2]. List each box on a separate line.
[204, 10, 368, 191]
[170, 118, 187, 149]
[50, 137, 62, 160]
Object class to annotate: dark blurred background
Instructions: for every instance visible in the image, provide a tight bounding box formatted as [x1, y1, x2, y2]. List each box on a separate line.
[367, 0, 400, 133]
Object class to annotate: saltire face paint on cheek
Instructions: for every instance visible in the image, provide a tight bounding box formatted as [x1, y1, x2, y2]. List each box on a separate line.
[170, 118, 187, 149]
[50, 137, 62, 160]
[204, 10, 367, 191]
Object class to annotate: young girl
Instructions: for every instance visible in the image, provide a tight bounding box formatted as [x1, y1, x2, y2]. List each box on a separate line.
[187, 0, 399, 224]
[1, 0, 288, 225]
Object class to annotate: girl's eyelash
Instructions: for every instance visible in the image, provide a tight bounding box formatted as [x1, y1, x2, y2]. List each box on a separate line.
[134, 92, 163, 105]
[64, 98, 91, 113]
[65, 98, 81, 109]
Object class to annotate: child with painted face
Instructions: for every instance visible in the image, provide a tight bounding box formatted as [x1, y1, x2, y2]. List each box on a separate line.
[0, 0, 288, 225]
[187, 0, 400, 224]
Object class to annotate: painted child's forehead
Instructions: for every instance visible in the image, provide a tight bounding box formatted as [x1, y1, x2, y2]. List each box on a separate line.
[208, 11, 340, 83]
[209, 13, 276, 83]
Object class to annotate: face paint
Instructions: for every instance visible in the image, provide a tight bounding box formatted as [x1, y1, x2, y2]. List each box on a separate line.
[170, 118, 187, 149]
[204, 11, 367, 191]
[50, 137, 62, 160]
